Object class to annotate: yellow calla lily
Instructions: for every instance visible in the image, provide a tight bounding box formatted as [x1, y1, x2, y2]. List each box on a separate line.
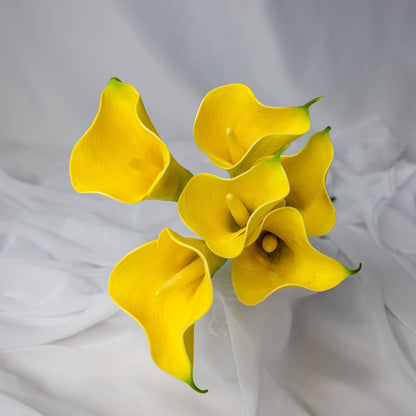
[178, 150, 289, 258]
[281, 126, 336, 236]
[193, 83, 321, 177]
[108, 228, 225, 392]
[70, 77, 192, 203]
[232, 207, 361, 305]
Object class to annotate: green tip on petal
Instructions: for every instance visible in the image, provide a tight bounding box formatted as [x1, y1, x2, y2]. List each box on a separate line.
[189, 379, 208, 394]
[304, 96, 324, 108]
[349, 262, 362, 275]
[107, 77, 123, 89]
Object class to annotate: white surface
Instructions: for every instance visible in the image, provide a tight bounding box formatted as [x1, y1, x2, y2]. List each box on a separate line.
[1, 1, 416, 415]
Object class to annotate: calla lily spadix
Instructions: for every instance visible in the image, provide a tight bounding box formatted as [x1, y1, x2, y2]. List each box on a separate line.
[280, 126, 336, 236]
[108, 228, 225, 392]
[70, 77, 192, 203]
[232, 207, 361, 305]
[193, 83, 322, 177]
[178, 148, 290, 258]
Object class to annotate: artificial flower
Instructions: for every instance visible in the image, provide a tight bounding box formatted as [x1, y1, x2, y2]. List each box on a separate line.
[108, 228, 225, 392]
[178, 149, 290, 258]
[280, 126, 336, 236]
[70, 77, 192, 203]
[70, 77, 362, 393]
[232, 207, 361, 305]
[193, 83, 321, 176]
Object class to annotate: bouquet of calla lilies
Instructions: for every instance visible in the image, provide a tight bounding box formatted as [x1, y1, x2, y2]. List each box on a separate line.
[70, 78, 361, 392]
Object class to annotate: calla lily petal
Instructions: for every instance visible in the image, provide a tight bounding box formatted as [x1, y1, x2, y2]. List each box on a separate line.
[108, 228, 225, 392]
[194, 83, 321, 176]
[70, 78, 192, 203]
[232, 207, 360, 305]
[178, 151, 290, 258]
[281, 127, 336, 236]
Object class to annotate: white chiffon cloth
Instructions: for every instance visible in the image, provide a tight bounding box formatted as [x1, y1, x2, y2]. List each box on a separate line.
[1, 115, 415, 415]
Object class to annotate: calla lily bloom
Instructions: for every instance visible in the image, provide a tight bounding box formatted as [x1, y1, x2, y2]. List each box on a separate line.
[281, 126, 336, 236]
[178, 149, 290, 258]
[193, 83, 321, 177]
[70, 77, 192, 203]
[232, 207, 361, 305]
[108, 228, 225, 392]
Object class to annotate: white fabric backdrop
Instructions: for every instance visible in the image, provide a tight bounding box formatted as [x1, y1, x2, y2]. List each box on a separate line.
[1, 1, 416, 415]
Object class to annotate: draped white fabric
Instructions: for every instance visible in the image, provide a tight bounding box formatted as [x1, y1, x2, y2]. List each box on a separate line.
[1, 1, 416, 415]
